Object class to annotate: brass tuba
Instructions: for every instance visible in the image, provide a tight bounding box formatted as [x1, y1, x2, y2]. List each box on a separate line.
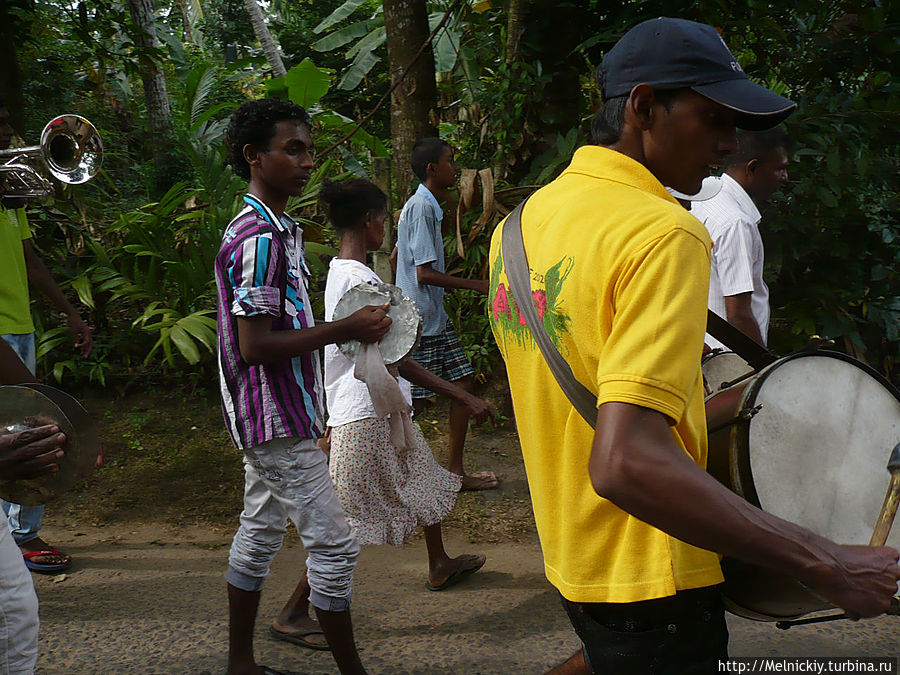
[0, 114, 103, 198]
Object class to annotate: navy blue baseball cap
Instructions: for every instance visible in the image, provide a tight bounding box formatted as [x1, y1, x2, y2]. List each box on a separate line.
[600, 17, 795, 130]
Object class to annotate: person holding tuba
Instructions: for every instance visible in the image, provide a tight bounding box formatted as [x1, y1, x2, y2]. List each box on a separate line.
[0, 101, 93, 574]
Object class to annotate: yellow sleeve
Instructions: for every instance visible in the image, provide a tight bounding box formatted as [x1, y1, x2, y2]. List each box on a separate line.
[15, 208, 31, 241]
[595, 227, 710, 424]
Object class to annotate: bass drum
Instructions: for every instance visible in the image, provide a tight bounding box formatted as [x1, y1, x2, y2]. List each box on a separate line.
[705, 351, 900, 620]
[702, 350, 753, 398]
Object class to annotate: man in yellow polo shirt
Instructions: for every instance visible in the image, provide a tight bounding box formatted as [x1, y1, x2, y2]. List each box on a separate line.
[489, 18, 900, 674]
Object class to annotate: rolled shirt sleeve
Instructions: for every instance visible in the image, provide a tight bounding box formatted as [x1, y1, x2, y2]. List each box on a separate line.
[228, 233, 283, 317]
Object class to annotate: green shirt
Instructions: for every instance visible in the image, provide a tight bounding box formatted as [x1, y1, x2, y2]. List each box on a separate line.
[0, 207, 34, 334]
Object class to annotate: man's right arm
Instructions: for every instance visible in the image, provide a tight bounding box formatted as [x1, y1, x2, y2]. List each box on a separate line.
[713, 220, 761, 343]
[403, 201, 488, 294]
[592, 225, 899, 618]
[588, 402, 900, 618]
[723, 292, 765, 346]
[416, 263, 489, 293]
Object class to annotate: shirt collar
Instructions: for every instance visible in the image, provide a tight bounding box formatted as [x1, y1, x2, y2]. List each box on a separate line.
[561, 145, 681, 206]
[243, 193, 299, 236]
[414, 182, 443, 221]
[719, 174, 761, 224]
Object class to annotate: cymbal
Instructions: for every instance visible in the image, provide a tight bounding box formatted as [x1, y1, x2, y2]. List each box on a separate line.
[0, 384, 99, 506]
[333, 282, 423, 366]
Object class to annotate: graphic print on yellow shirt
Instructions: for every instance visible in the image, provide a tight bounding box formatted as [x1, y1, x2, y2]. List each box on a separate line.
[489, 250, 573, 357]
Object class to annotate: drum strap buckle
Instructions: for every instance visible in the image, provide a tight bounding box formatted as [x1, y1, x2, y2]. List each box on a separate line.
[707, 404, 763, 435]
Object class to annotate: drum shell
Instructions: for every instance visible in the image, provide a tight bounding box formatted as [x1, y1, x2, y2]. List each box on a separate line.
[706, 360, 833, 621]
[702, 350, 753, 399]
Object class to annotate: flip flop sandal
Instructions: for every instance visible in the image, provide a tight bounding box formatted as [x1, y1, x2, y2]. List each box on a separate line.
[426, 554, 486, 591]
[460, 471, 500, 492]
[269, 625, 330, 651]
[23, 548, 72, 574]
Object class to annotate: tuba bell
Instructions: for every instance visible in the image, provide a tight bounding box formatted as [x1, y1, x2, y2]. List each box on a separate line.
[0, 114, 103, 198]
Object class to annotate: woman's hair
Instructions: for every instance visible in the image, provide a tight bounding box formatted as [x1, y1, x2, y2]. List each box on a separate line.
[319, 179, 387, 232]
[225, 98, 310, 180]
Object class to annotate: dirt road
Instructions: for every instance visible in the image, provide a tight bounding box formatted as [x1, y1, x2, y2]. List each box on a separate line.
[32, 523, 899, 675]
[26, 393, 900, 672]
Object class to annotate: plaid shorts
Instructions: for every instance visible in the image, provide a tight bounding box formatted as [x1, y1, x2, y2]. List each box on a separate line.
[410, 323, 474, 399]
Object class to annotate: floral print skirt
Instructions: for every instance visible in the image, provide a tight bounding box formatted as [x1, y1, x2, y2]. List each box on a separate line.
[329, 417, 462, 546]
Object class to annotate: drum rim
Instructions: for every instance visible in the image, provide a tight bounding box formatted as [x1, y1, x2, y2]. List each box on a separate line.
[732, 350, 900, 509]
[746, 349, 900, 409]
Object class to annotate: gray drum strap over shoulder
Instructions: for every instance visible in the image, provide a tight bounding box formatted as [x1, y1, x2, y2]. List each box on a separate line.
[501, 198, 598, 428]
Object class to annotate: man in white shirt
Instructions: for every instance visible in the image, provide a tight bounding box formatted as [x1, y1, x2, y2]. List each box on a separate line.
[691, 129, 789, 348]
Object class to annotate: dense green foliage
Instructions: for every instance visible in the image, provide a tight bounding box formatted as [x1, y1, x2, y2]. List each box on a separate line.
[4, 0, 900, 389]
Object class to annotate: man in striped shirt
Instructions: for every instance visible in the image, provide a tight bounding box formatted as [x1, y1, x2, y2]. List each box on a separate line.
[217, 99, 390, 675]
[691, 129, 789, 349]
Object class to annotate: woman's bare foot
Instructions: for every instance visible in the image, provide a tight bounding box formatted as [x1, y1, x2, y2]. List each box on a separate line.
[460, 471, 499, 491]
[427, 553, 486, 591]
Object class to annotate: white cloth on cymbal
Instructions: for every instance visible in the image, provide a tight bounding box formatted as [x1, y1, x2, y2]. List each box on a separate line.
[353, 343, 416, 450]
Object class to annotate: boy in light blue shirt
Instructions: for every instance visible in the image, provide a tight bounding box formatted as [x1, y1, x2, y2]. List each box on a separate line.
[395, 138, 498, 491]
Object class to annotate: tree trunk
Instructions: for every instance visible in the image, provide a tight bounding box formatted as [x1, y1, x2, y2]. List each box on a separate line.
[383, 0, 439, 203]
[505, 0, 525, 65]
[242, 0, 286, 78]
[0, 40, 25, 134]
[0, 3, 28, 134]
[370, 156, 395, 283]
[494, 0, 526, 181]
[177, 0, 195, 44]
[126, 0, 173, 142]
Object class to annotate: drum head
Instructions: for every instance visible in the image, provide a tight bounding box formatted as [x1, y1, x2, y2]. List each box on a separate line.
[702, 351, 753, 397]
[333, 282, 423, 366]
[0, 384, 99, 506]
[746, 354, 900, 549]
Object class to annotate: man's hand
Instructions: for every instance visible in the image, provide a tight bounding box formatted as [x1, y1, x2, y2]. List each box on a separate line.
[0, 424, 66, 481]
[462, 393, 496, 425]
[472, 279, 490, 294]
[68, 313, 93, 358]
[342, 303, 392, 344]
[805, 543, 900, 618]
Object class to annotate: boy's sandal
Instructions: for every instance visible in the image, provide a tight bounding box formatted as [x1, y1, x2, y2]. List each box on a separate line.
[23, 548, 72, 574]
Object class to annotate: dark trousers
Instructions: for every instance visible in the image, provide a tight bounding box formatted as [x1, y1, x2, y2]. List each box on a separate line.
[561, 585, 729, 674]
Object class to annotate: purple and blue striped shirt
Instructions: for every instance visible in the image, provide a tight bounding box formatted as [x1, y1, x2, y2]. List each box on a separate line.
[215, 194, 325, 450]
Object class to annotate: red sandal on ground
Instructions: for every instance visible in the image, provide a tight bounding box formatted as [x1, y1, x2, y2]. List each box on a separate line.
[23, 546, 72, 574]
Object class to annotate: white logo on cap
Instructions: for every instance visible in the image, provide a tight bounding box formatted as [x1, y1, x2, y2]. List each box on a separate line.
[730, 61, 743, 72]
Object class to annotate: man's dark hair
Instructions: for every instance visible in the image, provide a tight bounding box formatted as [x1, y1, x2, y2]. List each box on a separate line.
[319, 179, 387, 233]
[591, 66, 685, 145]
[724, 129, 790, 168]
[411, 137, 449, 182]
[225, 98, 310, 180]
